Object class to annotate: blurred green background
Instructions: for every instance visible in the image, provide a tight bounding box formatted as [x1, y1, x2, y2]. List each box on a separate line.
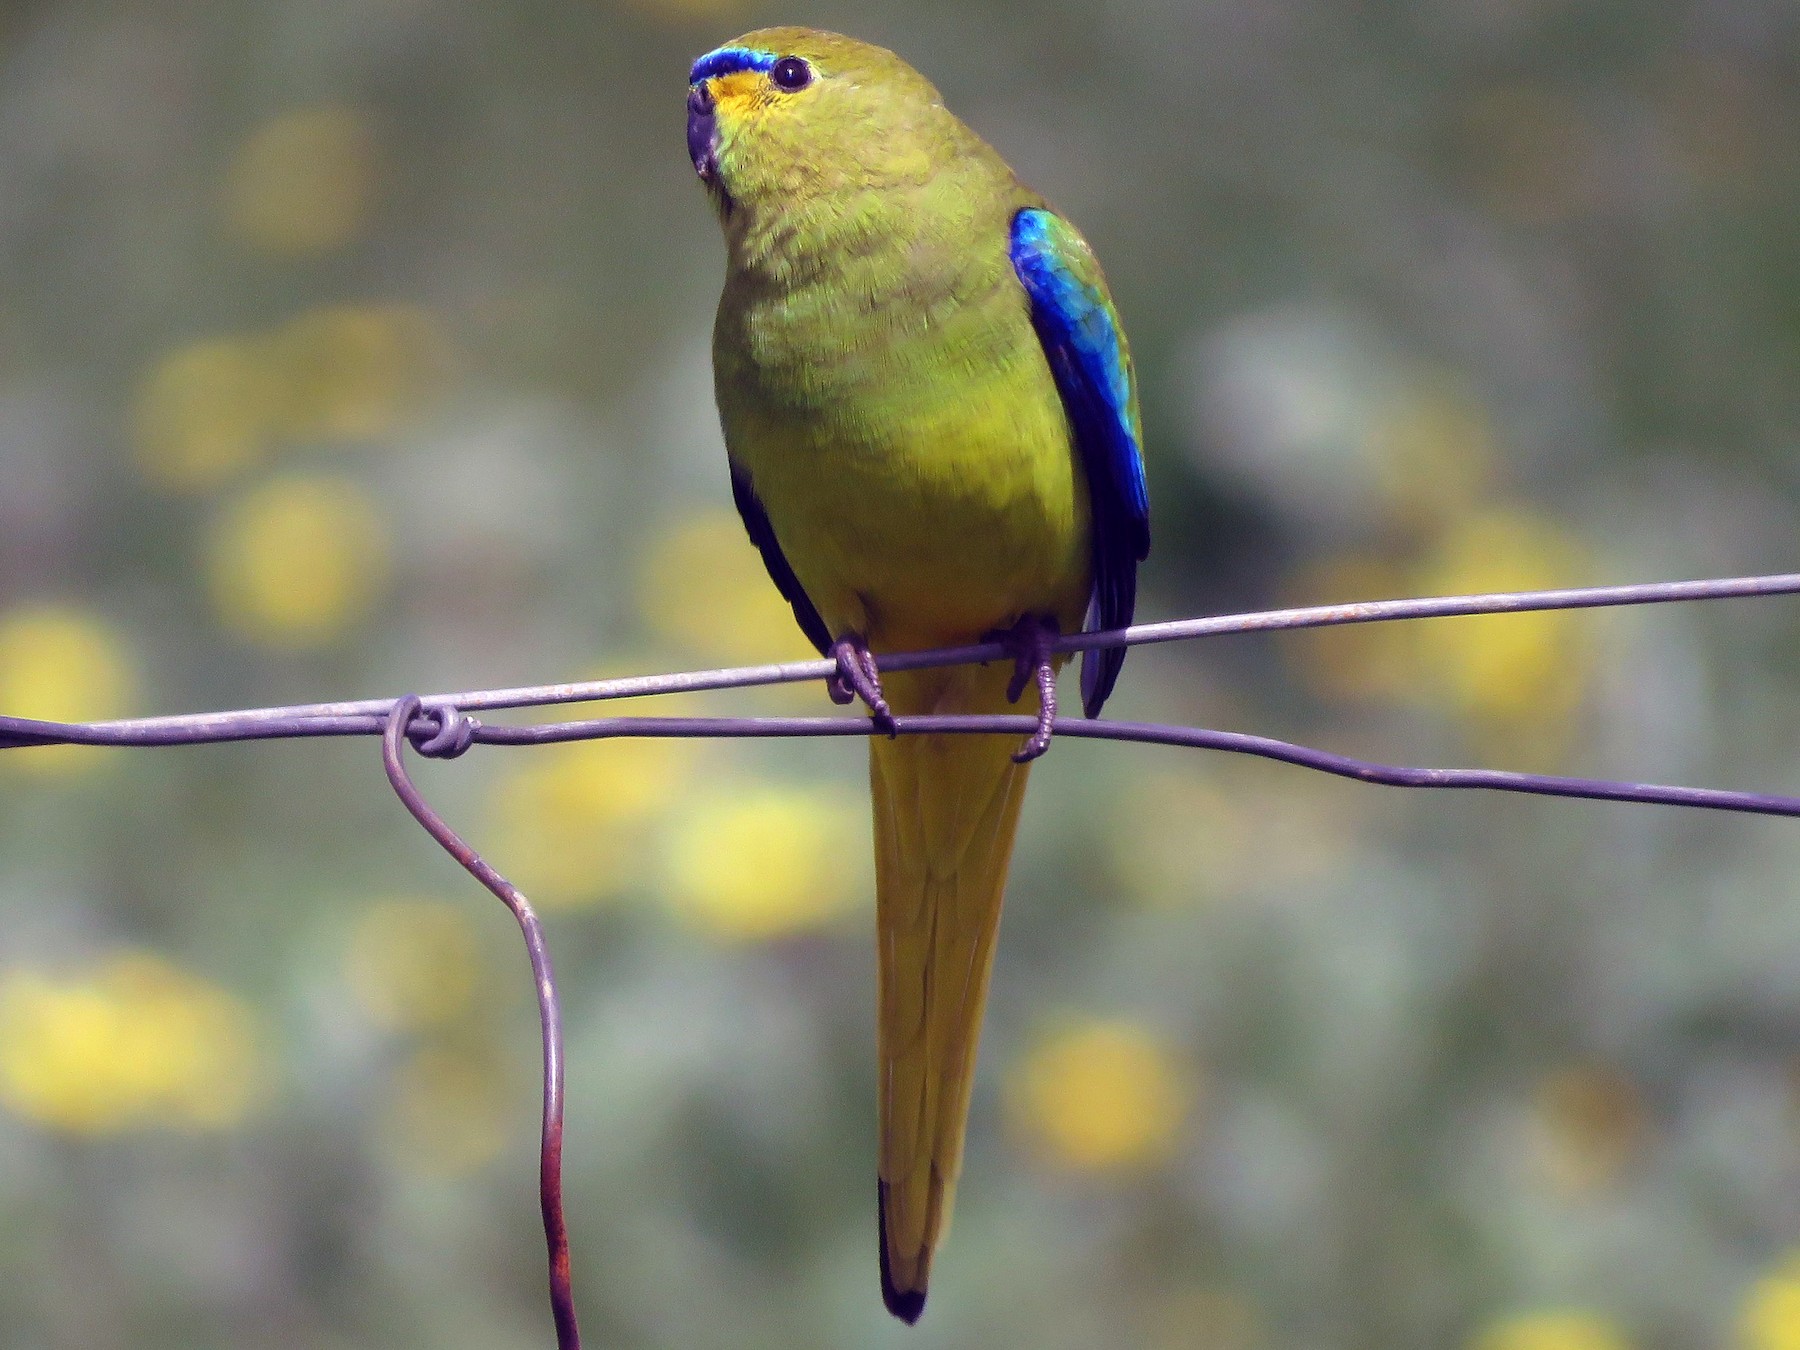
[0, 1, 1797, 1347]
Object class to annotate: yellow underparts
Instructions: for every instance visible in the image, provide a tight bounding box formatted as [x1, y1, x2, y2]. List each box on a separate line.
[734, 367, 1093, 651]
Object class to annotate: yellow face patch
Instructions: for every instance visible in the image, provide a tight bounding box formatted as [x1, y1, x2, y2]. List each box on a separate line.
[707, 70, 767, 109]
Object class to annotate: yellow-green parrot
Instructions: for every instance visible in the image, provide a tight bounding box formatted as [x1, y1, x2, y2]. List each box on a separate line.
[687, 27, 1149, 1322]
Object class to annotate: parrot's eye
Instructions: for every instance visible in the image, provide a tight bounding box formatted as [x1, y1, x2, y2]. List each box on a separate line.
[770, 56, 813, 91]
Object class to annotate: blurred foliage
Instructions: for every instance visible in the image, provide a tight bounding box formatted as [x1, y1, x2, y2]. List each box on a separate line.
[0, 0, 1796, 1347]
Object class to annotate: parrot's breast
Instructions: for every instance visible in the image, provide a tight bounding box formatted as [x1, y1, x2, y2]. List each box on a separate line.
[715, 241, 1092, 652]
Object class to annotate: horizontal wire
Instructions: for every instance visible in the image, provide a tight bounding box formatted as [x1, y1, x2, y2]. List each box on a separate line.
[473, 715, 1800, 818]
[0, 569, 1795, 819]
[1, 570, 1795, 749]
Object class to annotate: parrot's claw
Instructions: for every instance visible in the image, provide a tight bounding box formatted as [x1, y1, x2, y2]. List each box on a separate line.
[829, 635, 897, 736]
[993, 615, 1059, 764]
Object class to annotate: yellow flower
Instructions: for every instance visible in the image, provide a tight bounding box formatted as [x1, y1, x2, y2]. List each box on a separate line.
[1741, 1253, 1800, 1350]
[663, 782, 865, 940]
[224, 105, 378, 256]
[1284, 509, 1594, 763]
[382, 1043, 509, 1178]
[132, 337, 284, 491]
[207, 473, 391, 647]
[274, 304, 446, 444]
[0, 953, 262, 1134]
[132, 306, 444, 489]
[0, 605, 136, 776]
[487, 738, 697, 910]
[1471, 1312, 1633, 1350]
[345, 899, 482, 1032]
[1008, 1019, 1189, 1170]
[1412, 508, 1593, 734]
[637, 510, 820, 665]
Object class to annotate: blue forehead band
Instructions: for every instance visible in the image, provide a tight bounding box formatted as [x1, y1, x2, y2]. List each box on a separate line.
[689, 47, 778, 85]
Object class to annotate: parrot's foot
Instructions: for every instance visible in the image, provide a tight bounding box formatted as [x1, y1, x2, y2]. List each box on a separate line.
[828, 634, 897, 736]
[994, 615, 1059, 764]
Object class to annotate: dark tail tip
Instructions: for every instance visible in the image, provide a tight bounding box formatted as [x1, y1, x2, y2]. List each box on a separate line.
[877, 1181, 928, 1325]
[883, 1283, 927, 1325]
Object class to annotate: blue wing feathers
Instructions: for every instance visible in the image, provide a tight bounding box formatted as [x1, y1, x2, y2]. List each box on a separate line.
[1009, 208, 1150, 717]
[729, 459, 835, 657]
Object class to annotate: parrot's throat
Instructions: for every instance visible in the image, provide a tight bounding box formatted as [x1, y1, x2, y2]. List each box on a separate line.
[724, 182, 916, 288]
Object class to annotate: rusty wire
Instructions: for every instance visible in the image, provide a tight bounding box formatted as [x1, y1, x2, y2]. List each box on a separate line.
[381, 698, 578, 1350]
[5, 568, 1800, 1349]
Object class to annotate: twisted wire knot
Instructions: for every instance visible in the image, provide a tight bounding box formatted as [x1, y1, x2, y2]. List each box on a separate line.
[406, 700, 479, 759]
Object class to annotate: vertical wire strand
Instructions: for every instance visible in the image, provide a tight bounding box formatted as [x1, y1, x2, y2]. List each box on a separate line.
[381, 697, 580, 1350]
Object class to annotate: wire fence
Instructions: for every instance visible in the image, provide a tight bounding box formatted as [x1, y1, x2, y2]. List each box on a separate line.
[5, 569, 1800, 1349]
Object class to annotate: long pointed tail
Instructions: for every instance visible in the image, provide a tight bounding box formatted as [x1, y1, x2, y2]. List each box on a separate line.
[869, 661, 1033, 1323]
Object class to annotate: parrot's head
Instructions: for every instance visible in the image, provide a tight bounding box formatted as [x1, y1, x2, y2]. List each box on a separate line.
[687, 28, 948, 224]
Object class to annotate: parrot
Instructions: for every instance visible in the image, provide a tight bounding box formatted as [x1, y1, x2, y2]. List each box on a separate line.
[686, 27, 1150, 1323]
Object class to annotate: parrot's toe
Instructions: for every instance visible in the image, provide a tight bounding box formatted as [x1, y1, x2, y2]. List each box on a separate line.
[991, 615, 1059, 763]
[829, 634, 897, 736]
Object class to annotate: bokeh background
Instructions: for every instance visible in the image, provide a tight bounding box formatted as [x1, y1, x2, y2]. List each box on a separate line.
[0, 1, 1797, 1347]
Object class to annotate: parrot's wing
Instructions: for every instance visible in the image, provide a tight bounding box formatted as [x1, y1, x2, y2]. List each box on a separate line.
[1008, 207, 1150, 716]
[729, 457, 834, 655]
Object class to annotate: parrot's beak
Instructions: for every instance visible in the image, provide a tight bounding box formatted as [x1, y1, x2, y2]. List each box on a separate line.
[687, 81, 719, 185]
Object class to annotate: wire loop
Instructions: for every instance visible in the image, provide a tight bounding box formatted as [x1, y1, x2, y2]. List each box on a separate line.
[407, 700, 479, 758]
